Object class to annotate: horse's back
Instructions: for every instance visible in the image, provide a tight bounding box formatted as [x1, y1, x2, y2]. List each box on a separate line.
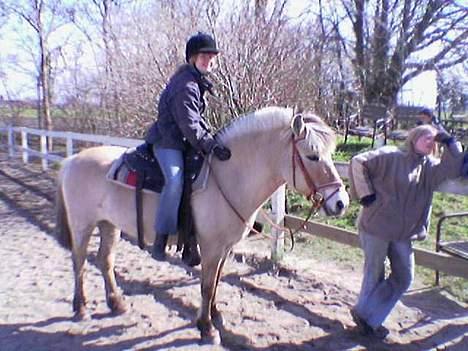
[74, 145, 127, 165]
[59, 146, 127, 210]
[61, 145, 125, 174]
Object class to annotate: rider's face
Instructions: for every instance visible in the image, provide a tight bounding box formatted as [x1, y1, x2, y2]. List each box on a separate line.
[194, 53, 218, 73]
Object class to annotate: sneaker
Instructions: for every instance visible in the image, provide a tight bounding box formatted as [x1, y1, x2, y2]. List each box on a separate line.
[350, 309, 373, 335]
[350, 309, 389, 340]
[371, 326, 389, 340]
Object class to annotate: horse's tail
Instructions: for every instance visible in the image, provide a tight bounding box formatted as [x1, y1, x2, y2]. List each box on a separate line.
[55, 160, 73, 251]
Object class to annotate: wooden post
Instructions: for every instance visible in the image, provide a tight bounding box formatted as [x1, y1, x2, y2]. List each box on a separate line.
[66, 136, 73, 157]
[271, 184, 286, 262]
[7, 126, 14, 157]
[40, 134, 48, 170]
[21, 129, 28, 164]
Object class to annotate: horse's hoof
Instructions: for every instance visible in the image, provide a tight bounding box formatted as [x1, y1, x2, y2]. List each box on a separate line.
[73, 309, 91, 321]
[108, 295, 127, 315]
[197, 319, 221, 345]
[199, 329, 221, 345]
[111, 303, 127, 315]
[211, 309, 224, 328]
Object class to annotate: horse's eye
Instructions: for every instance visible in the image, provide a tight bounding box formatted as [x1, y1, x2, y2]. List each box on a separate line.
[307, 155, 320, 162]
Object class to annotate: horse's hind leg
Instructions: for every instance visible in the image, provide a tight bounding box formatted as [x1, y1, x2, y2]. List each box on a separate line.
[71, 225, 94, 319]
[97, 221, 126, 315]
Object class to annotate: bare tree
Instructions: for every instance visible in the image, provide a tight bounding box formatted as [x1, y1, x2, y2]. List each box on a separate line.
[336, 0, 467, 107]
[4, 0, 70, 135]
[438, 63, 468, 115]
[208, 0, 346, 126]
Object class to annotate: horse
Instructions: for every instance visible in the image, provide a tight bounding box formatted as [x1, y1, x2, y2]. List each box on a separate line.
[55, 106, 350, 344]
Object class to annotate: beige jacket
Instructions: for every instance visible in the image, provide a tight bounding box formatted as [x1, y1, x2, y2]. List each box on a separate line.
[349, 143, 462, 241]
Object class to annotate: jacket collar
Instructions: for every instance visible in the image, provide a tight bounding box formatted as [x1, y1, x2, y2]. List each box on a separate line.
[187, 64, 215, 96]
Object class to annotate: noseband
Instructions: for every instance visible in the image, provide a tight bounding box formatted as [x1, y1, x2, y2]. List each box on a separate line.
[291, 135, 343, 210]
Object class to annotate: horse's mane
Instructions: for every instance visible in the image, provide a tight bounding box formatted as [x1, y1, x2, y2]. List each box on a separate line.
[217, 106, 336, 156]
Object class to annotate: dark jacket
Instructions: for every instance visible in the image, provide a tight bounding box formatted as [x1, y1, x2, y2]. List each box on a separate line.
[145, 64, 216, 154]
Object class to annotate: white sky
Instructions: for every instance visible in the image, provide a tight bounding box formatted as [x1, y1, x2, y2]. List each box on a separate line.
[400, 71, 437, 108]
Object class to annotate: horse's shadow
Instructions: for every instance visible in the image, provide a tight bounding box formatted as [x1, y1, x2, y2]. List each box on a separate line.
[108, 250, 353, 350]
[0, 162, 55, 234]
[0, 317, 144, 351]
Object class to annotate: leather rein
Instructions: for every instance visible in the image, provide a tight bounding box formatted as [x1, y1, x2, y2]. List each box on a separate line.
[209, 132, 344, 246]
[291, 134, 343, 212]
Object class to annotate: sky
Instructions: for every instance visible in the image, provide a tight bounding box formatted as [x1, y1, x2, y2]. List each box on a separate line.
[0, 0, 438, 108]
[400, 71, 438, 108]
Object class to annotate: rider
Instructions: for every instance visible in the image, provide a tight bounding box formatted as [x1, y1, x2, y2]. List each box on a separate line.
[145, 32, 231, 261]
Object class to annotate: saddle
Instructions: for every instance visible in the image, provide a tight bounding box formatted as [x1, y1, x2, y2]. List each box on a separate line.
[122, 142, 204, 192]
[111, 142, 204, 259]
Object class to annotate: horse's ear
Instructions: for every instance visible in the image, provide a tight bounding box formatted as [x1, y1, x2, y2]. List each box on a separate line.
[291, 114, 306, 137]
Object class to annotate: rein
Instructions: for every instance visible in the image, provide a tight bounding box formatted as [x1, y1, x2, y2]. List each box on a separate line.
[291, 135, 342, 208]
[208, 133, 343, 248]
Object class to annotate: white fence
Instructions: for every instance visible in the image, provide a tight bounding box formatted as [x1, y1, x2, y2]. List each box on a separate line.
[0, 126, 142, 170]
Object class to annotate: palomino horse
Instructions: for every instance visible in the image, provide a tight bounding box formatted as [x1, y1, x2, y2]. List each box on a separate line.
[56, 106, 349, 344]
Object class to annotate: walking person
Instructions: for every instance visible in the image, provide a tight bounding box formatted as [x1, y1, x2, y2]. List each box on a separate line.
[145, 32, 231, 261]
[349, 124, 464, 339]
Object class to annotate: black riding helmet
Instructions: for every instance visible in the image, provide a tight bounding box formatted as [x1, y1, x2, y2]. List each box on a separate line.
[185, 32, 219, 62]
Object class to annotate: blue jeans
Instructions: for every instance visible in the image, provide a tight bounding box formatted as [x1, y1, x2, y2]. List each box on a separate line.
[153, 147, 184, 236]
[354, 232, 414, 329]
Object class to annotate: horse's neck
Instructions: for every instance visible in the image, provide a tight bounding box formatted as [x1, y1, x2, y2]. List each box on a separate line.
[214, 130, 289, 216]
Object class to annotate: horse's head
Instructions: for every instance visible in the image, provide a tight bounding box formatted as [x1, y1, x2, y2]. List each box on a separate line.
[288, 113, 349, 216]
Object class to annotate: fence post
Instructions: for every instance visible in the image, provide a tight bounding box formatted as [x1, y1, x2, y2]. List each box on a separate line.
[271, 184, 286, 262]
[21, 129, 28, 164]
[40, 133, 48, 170]
[7, 126, 14, 157]
[66, 136, 73, 157]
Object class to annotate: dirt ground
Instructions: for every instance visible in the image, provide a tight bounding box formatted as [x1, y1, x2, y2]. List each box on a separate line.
[0, 150, 467, 351]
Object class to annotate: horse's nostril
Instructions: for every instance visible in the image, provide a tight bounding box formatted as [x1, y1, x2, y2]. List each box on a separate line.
[337, 200, 344, 210]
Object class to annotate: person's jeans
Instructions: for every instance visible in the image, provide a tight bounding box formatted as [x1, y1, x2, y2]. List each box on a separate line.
[354, 231, 414, 329]
[153, 147, 184, 236]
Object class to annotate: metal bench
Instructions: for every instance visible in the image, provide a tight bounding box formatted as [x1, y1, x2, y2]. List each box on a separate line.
[387, 105, 424, 141]
[435, 211, 468, 285]
[343, 104, 391, 147]
[446, 115, 468, 150]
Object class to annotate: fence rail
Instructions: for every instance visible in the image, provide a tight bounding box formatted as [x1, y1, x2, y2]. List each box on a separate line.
[1, 125, 467, 279]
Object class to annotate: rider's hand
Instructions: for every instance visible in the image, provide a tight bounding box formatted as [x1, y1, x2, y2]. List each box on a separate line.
[213, 144, 231, 161]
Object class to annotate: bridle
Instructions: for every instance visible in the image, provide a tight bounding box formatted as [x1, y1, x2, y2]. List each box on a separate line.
[208, 128, 345, 245]
[291, 134, 343, 212]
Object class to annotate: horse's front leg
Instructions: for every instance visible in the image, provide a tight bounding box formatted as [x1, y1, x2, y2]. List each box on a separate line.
[197, 252, 225, 345]
[97, 221, 126, 315]
[210, 254, 228, 327]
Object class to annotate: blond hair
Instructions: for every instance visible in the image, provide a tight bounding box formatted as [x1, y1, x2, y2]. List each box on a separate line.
[405, 125, 438, 155]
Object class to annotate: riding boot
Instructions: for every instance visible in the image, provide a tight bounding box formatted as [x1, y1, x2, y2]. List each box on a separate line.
[152, 234, 168, 261]
[182, 234, 201, 267]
